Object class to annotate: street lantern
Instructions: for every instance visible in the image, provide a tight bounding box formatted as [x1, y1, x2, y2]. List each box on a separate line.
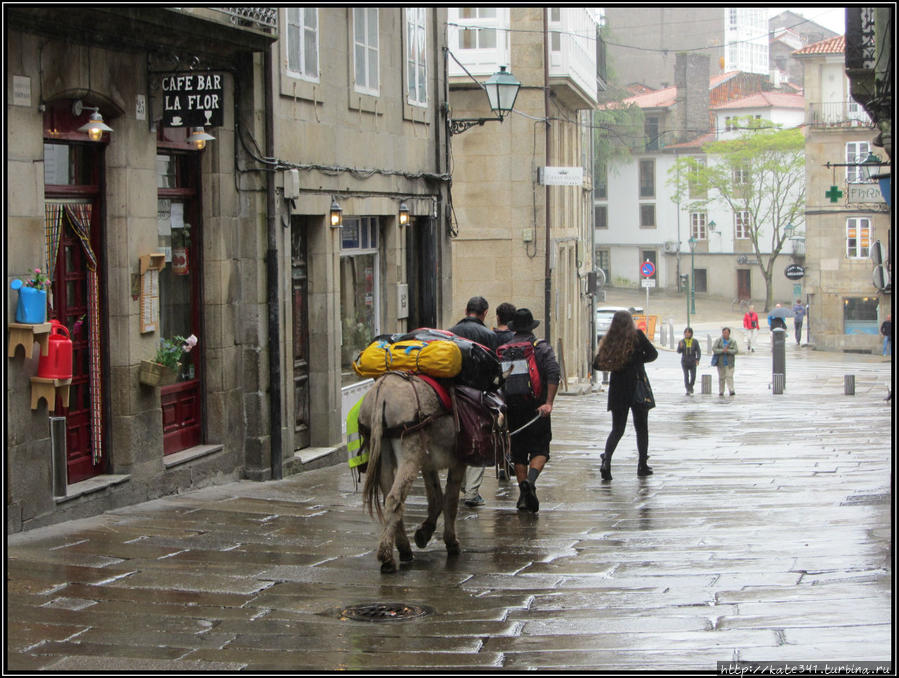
[447, 65, 522, 135]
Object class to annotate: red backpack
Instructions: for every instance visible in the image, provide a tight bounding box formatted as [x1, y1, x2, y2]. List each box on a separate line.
[497, 340, 542, 401]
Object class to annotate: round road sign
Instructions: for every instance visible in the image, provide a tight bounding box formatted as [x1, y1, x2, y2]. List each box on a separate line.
[641, 261, 656, 278]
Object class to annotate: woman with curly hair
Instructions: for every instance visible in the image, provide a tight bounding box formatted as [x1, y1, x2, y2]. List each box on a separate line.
[593, 310, 658, 480]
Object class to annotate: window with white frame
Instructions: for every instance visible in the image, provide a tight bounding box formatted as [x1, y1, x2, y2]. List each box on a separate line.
[846, 141, 870, 183]
[456, 7, 498, 50]
[734, 210, 751, 239]
[846, 217, 871, 258]
[733, 165, 749, 186]
[286, 8, 319, 81]
[691, 212, 708, 240]
[405, 8, 428, 106]
[353, 7, 379, 95]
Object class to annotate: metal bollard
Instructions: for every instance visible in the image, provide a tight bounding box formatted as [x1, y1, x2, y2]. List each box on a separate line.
[701, 374, 712, 394]
[844, 374, 855, 396]
[707, 334, 713, 353]
[773, 373, 785, 394]
[49, 416, 67, 497]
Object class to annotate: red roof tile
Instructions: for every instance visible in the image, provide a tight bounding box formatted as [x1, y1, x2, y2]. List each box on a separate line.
[793, 35, 845, 55]
[713, 92, 805, 110]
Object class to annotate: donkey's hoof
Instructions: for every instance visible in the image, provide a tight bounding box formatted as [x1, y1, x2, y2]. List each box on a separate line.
[398, 548, 414, 563]
[380, 560, 398, 574]
[445, 541, 461, 557]
[414, 527, 433, 549]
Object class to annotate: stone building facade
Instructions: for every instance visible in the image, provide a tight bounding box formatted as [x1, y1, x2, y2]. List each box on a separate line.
[796, 36, 890, 352]
[6, 7, 452, 533]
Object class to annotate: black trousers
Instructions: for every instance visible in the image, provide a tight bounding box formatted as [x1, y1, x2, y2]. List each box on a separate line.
[682, 364, 696, 391]
[604, 406, 649, 459]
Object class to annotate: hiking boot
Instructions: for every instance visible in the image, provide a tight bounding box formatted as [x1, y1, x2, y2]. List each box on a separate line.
[600, 453, 612, 481]
[519, 480, 539, 513]
[516, 487, 528, 511]
[463, 494, 485, 508]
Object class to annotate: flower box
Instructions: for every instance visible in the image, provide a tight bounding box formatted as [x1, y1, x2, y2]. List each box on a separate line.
[139, 360, 179, 387]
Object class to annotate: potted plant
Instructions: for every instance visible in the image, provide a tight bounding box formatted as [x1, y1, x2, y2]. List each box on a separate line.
[10, 268, 51, 324]
[139, 334, 198, 386]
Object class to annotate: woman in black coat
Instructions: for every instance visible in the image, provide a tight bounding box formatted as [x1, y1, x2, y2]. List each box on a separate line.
[593, 310, 658, 480]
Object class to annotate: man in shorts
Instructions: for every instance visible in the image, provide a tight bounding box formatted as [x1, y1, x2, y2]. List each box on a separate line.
[502, 308, 560, 513]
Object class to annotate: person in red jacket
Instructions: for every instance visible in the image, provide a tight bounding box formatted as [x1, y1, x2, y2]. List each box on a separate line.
[742, 305, 759, 352]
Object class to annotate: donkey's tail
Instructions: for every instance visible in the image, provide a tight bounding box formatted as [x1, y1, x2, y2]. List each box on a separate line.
[362, 380, 388, 520]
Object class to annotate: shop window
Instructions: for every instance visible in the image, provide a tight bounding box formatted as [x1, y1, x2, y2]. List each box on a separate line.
[843, 296, 879, 334]
[341, 217, 380, 386]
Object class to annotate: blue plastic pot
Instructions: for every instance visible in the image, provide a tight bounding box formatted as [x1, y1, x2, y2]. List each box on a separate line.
[11, 279, 48, 324]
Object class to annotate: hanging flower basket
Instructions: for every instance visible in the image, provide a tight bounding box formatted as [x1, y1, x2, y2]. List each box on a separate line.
[139, 360, 179, 387]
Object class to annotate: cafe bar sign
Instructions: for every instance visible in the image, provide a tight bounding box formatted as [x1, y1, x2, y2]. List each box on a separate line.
[162, 72, 224, 128]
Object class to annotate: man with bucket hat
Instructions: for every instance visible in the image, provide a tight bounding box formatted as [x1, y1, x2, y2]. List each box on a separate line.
[497, 308, 561, 513]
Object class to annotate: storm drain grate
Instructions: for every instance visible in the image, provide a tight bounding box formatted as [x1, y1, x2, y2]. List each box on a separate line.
[339, 602, 433, 622]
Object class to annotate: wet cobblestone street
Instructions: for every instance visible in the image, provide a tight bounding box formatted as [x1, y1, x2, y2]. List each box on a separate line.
[6, 343, 893, 671]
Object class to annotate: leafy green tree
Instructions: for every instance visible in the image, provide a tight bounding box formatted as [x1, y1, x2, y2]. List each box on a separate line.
[668, 118, 805, 312]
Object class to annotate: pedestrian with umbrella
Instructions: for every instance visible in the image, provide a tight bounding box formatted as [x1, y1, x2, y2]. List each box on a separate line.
[768, 304, 789, 331]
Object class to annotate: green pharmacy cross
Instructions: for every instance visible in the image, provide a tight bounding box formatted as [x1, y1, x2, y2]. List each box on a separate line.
[825, 185, 843, 203]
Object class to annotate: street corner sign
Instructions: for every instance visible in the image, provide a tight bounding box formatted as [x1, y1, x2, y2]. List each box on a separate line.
[641, 261, 656, 278]
[784, 264, 805, 280]
[539, 166, 584, 186]
[162, 72, 225, 128]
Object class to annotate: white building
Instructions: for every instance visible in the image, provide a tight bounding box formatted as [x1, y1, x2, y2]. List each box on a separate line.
[596, 75, 801, 304]
[724, 8, 770, 76]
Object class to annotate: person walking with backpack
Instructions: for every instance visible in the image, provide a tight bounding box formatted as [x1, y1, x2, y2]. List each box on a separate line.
[449, 296, 499, 508]
[677, 327, 701, 395]
[593, 310, 658, 480]
[497, 308, 560, 513]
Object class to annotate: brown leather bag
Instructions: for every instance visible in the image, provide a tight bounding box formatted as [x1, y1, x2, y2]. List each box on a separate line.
[452, 385, 509, 467]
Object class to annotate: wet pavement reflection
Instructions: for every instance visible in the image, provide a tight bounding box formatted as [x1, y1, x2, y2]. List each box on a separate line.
[6, 347, 893, 671]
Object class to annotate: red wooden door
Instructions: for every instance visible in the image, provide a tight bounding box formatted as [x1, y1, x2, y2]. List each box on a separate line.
[53, 221, 105, 482]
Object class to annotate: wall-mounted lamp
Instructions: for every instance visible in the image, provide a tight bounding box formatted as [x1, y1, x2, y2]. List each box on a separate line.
[398, 201, 410, 226]
[448, 65, 522, 135]
[188, 126, 215, 151]
[708, 219, 717, 233]
[329, 198, 343, 228]
[73, 100, 113, 141]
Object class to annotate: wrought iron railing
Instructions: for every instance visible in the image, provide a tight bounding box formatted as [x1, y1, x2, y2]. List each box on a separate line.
[213, 7, 278, 33]
[807, 101, 873, 128]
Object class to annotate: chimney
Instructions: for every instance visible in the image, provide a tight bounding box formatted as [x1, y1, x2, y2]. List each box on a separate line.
[675, 53, 710, 143]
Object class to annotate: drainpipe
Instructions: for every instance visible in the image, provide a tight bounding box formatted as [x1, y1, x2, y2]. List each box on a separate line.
[543, 9, 552, 342]
[264, 45, 282, 480]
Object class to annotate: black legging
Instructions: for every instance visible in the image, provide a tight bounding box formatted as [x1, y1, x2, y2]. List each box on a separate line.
[604, 406, 649, 458]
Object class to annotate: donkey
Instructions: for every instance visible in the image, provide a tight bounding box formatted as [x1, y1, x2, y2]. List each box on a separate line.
[359, 371, 466, 573]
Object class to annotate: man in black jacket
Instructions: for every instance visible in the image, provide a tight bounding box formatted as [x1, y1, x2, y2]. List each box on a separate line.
[449, 296, 498, 508]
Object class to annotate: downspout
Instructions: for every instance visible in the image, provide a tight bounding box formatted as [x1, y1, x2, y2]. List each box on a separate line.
[264, 45, 283, 480]
[543, 9, 552, 342]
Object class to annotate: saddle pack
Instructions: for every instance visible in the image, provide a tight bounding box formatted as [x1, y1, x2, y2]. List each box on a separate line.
[352, 337, 462, 380]
[496, 340, 542, 401]
[452, 385, 509, 467]
[395, 328, 504, 392]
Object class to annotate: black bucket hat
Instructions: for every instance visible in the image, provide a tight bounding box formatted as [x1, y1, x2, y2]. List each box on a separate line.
[509, 308, 540, 333]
